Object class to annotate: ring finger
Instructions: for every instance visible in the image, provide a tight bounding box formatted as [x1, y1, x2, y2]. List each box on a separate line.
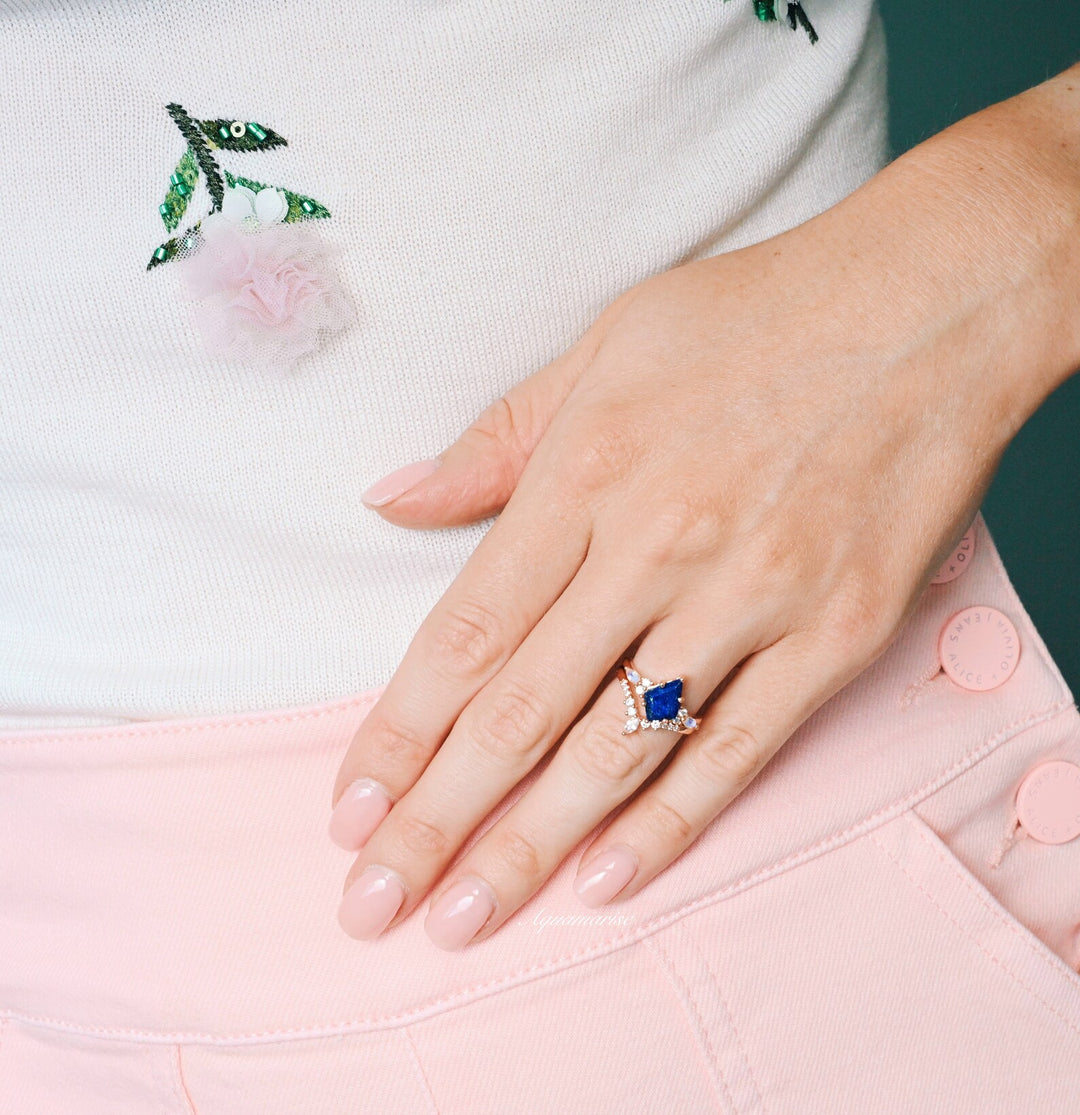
[417, 610, 766, 948]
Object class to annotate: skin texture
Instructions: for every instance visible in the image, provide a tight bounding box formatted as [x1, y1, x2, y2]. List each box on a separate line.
[331, 62, 1080, 948]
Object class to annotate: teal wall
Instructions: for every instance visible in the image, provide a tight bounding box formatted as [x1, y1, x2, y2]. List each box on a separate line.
[878, 4, 1080, 695]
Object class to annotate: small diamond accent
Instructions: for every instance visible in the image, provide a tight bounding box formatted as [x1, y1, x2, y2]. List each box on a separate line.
[625, 717, 639, 733]
[626, 669, 640, 683]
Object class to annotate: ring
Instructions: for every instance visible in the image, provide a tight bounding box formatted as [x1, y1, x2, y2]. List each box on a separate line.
[618, 659, 700, 735]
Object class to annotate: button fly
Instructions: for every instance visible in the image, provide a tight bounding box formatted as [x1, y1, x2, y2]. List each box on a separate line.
[938, 606, 1020, 691]
[1015, 760, 1080, 844]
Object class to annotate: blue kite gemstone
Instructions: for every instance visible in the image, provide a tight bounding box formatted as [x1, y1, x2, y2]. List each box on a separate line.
[643, 679, 682, 722]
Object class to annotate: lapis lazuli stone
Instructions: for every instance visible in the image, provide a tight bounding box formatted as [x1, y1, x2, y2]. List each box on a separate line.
[643, 679, 682, 721]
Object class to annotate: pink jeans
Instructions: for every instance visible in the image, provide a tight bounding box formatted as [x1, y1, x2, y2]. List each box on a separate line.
[1, 512, 1078, 1113]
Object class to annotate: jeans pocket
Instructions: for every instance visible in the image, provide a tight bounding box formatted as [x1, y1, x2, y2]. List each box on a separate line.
[870, 792, 1080, 1033]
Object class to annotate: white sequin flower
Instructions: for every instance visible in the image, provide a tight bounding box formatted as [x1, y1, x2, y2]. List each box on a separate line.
[220, 184, 289, 227]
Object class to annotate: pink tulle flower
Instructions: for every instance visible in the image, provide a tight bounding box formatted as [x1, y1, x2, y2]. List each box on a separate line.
[179, 211, 352, 368]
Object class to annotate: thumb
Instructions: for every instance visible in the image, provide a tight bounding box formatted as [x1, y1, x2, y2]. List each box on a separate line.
[362, 321, 610, 528]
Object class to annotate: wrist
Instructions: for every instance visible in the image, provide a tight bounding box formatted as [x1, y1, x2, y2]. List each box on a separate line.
[789, 63, 1080, 449]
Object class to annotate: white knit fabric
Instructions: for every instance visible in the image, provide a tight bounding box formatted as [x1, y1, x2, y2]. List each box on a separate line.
[0, 0, 888, 729]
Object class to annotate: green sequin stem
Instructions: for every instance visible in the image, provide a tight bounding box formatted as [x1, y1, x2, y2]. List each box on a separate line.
[223, 169, 331, 222]
[787, 2, 819, 43]
[753, 0, 777, 21]
[166, 102, 224, 211]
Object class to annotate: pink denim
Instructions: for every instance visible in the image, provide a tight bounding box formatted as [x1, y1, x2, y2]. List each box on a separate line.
[1, 512, 1078, 1112]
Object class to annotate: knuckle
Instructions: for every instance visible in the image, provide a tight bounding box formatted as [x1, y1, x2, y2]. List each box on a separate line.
[693, 724, 764, 790]
[640, 794, 696, 846]
[560, 422, 638, 494]
[394, 813, 453, 859]
[428, 598, 505, 679]
[642, 490, 722, 567]
[490, 826, 545, 882]
[823, 577, 898, 659]
[470, 682, 551, 762]
[574, 720, 653, 786]
[466, 395, 530, 464]
[359, 716, 433, 773]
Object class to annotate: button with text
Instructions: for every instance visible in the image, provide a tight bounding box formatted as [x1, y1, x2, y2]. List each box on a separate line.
[1015, 760, 1080, 844]
[938, 606, 1020, 691]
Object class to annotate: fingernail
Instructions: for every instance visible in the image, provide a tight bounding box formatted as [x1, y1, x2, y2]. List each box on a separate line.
[328, 778, 394, 851]
[338, 865, 407, 940]
[361, 459, 440, 507]
[425, 876, 498, 951]
[573, 844, 638, 908]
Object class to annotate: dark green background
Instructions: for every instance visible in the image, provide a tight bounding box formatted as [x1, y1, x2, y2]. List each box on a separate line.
[879, 3, 1080, 695]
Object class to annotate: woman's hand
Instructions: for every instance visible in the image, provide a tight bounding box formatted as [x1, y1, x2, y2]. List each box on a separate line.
[328, 66, 1080, 949]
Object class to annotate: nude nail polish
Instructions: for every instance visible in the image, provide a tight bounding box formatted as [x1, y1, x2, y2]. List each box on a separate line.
[328, 778, 393, 851]
[361, 459, 440, 507]
[338, 865, 407, 940]
[425, 876, 497, 951]
[573, 844, 639, 908]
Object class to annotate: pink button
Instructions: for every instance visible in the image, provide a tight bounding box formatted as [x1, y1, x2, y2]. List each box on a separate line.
[1015, 760, 1080, 845]
[931, 527, 976, 584]
[938, 606, 1020, 691]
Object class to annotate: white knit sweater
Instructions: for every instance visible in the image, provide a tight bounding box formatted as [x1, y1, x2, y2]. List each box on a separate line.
[0, 0, 888, 729]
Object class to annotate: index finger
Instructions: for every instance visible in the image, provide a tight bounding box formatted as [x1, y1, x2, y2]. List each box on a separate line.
[329, 470, 589, 829]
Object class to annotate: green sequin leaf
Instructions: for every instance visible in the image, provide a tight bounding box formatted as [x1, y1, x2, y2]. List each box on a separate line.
[223, 170, 331, 221]
[199, 119, 288, 152]
[146, 222, 202, 271]
[158, 147, 199, 232]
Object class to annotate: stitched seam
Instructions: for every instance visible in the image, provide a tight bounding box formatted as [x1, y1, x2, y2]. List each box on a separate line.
[906, 815, 1080, 993]
[642, 935, 732, 1114]
[400, 1028, 440, 1115]
[685, 931, 766, 1114]
[2, 699, 1074, 1045]
[0, 690, 381, 748]
[866, 826, 1080, 1038]
[173, 1045, 198, 1115]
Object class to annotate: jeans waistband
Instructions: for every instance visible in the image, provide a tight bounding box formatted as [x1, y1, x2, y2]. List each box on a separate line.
[0, 512, 1074, 1042]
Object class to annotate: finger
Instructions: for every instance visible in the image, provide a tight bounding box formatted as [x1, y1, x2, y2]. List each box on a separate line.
[334, 552, 664, 940]
[569, 629, 851, 910]
[414, 611, 763, 949]
[363, 300, 625, 529]
[329, 472, 589, 835]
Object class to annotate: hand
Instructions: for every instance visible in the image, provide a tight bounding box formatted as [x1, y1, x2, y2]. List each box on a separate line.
[327, 77, 1080, 949]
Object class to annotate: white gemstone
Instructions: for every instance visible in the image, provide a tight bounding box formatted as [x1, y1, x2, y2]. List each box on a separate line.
[635, 685, 644, 695]
[641, 678, 652, 687]
[625, 718, 639, 732]
[685, 717, 697, 729]
[625, 698, 635, 708]
[625, 669, 640, 683]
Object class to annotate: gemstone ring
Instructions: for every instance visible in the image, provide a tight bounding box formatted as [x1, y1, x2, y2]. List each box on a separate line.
[618, 659, 700, 736]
